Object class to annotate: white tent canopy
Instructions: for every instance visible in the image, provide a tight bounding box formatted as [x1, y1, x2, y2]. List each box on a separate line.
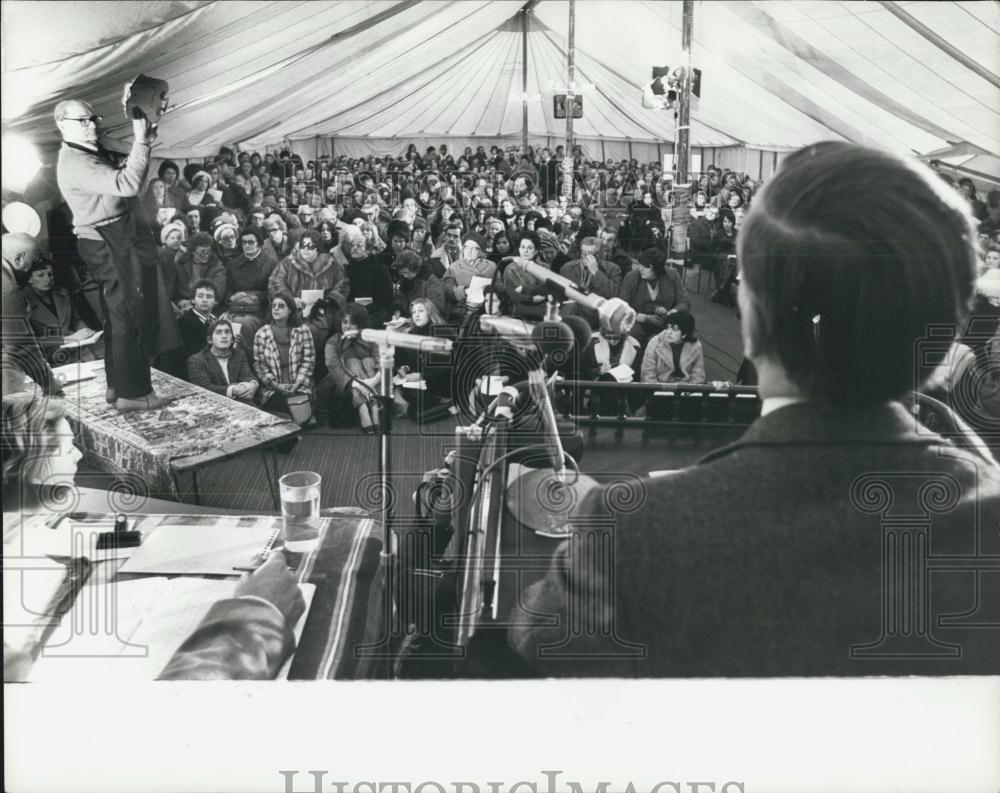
[3, 0, 999, 163]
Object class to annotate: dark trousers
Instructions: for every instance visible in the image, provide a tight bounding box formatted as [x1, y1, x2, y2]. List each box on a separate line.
[77, 218, 153, 398]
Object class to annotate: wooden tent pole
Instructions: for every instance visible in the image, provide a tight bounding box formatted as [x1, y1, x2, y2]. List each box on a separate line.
[676, 0, 694, 183]
[522, 6, 530, 155]
[562, 0, 576, 199]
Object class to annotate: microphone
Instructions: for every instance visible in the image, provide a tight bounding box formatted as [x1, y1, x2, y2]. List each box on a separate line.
[361, 328, 453, 354]
[509, 258, 636, 334]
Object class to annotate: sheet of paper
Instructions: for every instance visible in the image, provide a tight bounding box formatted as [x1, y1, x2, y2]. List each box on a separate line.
[28, 578, 315, 681]
[207, 189, 223, 203]
[117, 521, 282, 576]
[300, 289, 324, 308]
[3, 557, 76, 655]
[59, 329, 103, 350]
[354, 297, 373, 306]
[229, 321, 242, 337]
[156, 207, 175, 224]
[465, 275, 493, 305]
[607, 364, 634, 383]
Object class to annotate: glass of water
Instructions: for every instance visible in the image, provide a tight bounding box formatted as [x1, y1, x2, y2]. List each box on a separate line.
[278, 471, 322, 551]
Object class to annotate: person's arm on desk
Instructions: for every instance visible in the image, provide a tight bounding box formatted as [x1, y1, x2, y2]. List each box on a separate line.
[158, 555, 305, 680]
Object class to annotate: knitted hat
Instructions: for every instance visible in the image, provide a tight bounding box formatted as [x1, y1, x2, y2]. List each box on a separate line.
[213, 223, 238, 242]
[462, 231, 486, 251]
[191, 170, 212, 187]
[261, 196, 279, 210]
[386, 219, 410, 241]
[977, 268, 1000, 300]
[666, 309, 696, 338]
[159, 220, 187, 245]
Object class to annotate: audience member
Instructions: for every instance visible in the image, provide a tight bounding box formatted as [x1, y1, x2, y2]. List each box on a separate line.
[22, 258, 95, 361]
[178, 279, 220, 361]
[253, 292, 315, 416]
[619, 247, 690, 344]
[640, 310, 706, 385]
[186, 318, 258, 403]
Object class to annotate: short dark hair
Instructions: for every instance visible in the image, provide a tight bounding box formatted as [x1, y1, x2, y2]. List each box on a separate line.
[639, 247, 667, 276]
[240, 226, 264, 244]
[738, 141, 978, 405]
[298, 229, 322, 248]
[341, 302, 371, 330]
[188, 231, 214, 249]
[27, 258, 54, 275]
[158, 160, 180, 179]
[206, 317, 233, 343]
[192, 278, 218, 297]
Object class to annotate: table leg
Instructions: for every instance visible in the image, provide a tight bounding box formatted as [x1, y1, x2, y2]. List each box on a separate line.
[190, 469, 201, 505]
[261, 449, 280, 510]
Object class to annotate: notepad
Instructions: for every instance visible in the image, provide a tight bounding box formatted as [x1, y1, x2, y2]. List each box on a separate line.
[117, 522, 282, 576]
[607, 364, 634, 383]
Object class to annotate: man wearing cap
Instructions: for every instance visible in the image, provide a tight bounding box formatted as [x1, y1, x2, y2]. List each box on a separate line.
[54, 98, 171, 411]
[442, 232, 497, 322]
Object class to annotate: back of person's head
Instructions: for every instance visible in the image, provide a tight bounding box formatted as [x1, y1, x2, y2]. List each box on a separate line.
[986, 189, 1000, 209]
[395, 249, 423, 275]
[738, 141, 978, 406]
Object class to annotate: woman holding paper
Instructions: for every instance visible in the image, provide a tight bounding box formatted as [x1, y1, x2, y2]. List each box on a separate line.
[253, 293, 315, 417]
[267, 229, 349, 364]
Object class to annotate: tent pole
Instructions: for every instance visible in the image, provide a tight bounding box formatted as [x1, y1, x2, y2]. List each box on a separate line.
[562, 0, 575, 200]
[522, 5, 529, 155]
[676, 0, 693, 184]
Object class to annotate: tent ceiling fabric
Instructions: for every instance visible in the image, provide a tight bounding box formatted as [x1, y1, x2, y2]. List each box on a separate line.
[2, 0, 998, 159]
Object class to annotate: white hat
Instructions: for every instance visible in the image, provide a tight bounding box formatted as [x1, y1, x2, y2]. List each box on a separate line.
[977, 268, 1000, 300]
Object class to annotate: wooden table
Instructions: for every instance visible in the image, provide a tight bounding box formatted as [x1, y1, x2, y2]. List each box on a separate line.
[52, 360, 299, 507]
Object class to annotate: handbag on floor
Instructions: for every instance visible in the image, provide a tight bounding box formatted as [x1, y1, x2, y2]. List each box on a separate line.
[285, 393, 313, 426]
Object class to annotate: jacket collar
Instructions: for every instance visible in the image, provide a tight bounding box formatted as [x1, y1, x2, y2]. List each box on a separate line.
[697, 400, 940, 465]
[290, 251, 332, 278]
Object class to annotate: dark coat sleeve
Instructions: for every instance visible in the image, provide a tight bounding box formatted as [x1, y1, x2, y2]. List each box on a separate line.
[186, 350, 225, 394]
[157, 598, 293, 680]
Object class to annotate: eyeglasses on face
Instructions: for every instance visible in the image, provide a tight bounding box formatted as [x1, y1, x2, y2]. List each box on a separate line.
[63, 115, 102, 126]
[299, 242, 318, 250]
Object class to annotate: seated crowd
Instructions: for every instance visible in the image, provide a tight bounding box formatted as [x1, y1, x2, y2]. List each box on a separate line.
[8, 142, 1000, 433]
[126, 143, 767, 426]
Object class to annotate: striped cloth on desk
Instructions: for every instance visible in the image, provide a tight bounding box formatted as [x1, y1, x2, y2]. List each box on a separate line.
[289, 513, 386, 680]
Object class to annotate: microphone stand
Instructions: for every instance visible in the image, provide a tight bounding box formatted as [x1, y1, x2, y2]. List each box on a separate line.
[504, 297, 598, 537]
[376, 341, 397, 679]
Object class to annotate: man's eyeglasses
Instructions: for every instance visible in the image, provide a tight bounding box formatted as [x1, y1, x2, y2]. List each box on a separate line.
[62, 115, 102, 126]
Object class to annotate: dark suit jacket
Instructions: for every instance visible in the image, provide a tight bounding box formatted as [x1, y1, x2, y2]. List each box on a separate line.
[186, 346, 257, 398]
[22, 286, 86, 352]
[509, 401, 1000, 677]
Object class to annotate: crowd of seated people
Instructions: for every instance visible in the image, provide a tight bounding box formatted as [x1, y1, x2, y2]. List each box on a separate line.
[10, 139, 998, 436]
[122, 142, 732, 425]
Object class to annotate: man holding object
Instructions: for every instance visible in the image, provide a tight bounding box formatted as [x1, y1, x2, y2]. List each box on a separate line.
[55, 98, 171, 411]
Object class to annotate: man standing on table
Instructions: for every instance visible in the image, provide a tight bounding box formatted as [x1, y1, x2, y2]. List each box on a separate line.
[55, 98, 172, 411]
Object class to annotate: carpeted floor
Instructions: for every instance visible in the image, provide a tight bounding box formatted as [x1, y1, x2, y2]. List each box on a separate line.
[77, 283, 745, 514]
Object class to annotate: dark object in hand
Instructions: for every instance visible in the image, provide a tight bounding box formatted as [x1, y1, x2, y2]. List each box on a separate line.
[123, 74, 169, 123]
